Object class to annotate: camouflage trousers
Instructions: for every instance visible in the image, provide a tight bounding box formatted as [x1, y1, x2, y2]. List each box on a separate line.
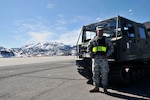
[92, 56, 109, 88]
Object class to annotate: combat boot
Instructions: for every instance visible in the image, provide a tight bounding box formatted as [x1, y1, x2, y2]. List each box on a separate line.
[103, 88, 108, 94]
[89, 87, 99, 92]
[87, 79, 93, 85]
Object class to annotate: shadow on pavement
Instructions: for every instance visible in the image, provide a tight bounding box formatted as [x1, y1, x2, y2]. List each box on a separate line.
[106, 77, 150, 100]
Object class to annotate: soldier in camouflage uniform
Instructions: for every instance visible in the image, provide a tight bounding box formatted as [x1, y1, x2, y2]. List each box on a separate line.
[87, 26, 114, 94]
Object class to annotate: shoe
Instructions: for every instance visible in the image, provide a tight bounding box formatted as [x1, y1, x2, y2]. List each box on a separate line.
[89, 87, 99, 92]
[103, 88, 108, 94]
[87, 79, 93, 85]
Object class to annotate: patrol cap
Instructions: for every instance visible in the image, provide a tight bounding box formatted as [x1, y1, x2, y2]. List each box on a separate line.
[96, 26, 103, 31]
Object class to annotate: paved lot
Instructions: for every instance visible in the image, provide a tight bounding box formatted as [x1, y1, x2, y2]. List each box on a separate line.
[0, 56, 149, 100]
[0, 56, 74, 67]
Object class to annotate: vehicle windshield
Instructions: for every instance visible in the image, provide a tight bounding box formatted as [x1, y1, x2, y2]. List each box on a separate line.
[83, 18, 121, 42]
[77, 17, 122, 44]
[96, 19, 121, 38]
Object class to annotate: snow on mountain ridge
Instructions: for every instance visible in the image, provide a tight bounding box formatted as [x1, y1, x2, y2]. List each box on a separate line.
[22, 42, 65, 50]
[0, 42, 76, 57]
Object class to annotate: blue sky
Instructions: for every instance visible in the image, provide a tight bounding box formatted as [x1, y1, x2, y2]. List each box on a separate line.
[0, 0, 150, 48]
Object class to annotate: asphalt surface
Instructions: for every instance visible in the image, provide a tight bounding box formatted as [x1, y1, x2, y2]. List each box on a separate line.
[0, 56, 149, 100]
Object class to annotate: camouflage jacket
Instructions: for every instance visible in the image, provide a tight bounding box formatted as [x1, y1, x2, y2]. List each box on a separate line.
[87, 36, 114, 57]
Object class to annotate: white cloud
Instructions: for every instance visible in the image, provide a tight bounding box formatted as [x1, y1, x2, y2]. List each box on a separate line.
[27, 31, 52, 43]
[54, 19, 67, 31]
[55, 26, 67, 31]
[51, 29, 81, 46]
[47, 3, 55, 9]
[76, 16, 92, 21]
[128, 9, 134, 15]
[128, 9, 132, 13]
[13, 17, 81, 46]
[56, 19, 66, 25]
[96, 18, 102, 21]
[13, 18, 53, 44]
[58, 14, 65, 18]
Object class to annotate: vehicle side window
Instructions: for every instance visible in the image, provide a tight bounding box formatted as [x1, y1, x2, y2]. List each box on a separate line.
[123, 23, 135, 38]
[138, 27, 146, 39]
[85, 31, 96, 41]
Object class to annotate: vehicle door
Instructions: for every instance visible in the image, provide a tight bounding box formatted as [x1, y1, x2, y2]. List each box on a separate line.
[122, 21, 140, 59]
[138, 25, 149, 55]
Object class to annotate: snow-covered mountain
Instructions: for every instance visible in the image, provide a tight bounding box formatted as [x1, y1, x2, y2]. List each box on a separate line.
[0, 42, 76, 58]
[0, 46, 14, 58]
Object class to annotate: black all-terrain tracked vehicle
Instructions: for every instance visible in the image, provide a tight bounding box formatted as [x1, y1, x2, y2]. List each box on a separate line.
[76, 16, 150, 85]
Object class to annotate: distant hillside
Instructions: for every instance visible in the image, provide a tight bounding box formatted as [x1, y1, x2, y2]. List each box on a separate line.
[0, 42, 76, 58]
